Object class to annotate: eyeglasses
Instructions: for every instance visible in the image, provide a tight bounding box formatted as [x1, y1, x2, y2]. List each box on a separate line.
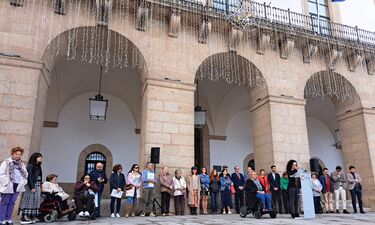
[134, 167, 139, 169]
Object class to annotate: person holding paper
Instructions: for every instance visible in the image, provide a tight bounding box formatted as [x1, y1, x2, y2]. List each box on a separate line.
[141, 162, 156, 216]
[89, 162, 108, 217]
[109, 164, 125, 218]
[286, 160, 300, 218]
[126, 164, 142, 217]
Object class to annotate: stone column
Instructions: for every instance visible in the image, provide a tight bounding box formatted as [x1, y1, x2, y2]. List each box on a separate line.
[337, 108, 375, 209]
[139, 78, 195, 174]
[0, 56, 49, 160]
[250, 95, 310, 172]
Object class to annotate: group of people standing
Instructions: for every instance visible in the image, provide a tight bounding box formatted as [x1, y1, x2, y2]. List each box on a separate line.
[0, 147, 367, 225]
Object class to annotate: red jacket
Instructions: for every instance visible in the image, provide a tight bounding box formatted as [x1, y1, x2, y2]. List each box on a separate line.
[258, 175, 270, 193]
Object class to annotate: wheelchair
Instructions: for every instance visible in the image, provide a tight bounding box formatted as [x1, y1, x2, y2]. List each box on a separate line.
[39, 192, 76, 222]
[240, 196, 277, 219]
[73, 192, 98, 220]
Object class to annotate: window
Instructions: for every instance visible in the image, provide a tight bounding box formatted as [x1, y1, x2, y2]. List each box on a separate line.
[85, 152, 106, 174]
[213, 165, 222, 172]
[213, 0, 240, 14]
[308, 0, 331, 35]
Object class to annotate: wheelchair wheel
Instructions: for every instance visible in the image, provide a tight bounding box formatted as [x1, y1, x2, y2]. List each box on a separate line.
[240, 206, 248, 218]
[44, 214, 54, 223]
[68, 213, 76, 221]
[90, 211, 97, 220]
[270, 211, 277, 218]
[254, 211, 262, 219]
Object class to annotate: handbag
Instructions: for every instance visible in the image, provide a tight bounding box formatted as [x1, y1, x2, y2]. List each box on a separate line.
[125, 184, 133, 190]
[230, 185, 236, 194]
[57, 191, 69, 201]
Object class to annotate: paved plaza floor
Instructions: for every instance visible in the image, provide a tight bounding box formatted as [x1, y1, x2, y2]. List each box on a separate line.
[17, 213, 374, 225]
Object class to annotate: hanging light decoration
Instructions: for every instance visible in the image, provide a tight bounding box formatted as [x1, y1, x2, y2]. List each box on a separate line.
[89, 65, 108, 121]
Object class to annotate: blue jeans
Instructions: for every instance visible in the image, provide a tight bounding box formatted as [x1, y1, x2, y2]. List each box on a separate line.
[256, 193, 272, 210]
[96, 190, 103, 215]
[210, 192, 219, 212]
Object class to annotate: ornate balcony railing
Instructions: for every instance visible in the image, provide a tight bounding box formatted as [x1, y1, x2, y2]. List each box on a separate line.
[153, 0, 375, 48]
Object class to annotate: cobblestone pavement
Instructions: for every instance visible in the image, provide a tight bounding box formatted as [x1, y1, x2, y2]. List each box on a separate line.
[16, 212, 374, 225]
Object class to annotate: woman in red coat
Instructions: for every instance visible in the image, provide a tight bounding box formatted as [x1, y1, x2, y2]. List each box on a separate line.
[258, 169, 270, 194]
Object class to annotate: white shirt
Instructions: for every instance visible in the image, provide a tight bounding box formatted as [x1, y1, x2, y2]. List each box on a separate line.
[173, 176, 186, 196]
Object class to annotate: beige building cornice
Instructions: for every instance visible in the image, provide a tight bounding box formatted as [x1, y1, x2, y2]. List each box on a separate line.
[141, 78, 196, 97]
[250, 95, 306, 112]
[0, 55, 51, 87]
[337, 107, 375, 122]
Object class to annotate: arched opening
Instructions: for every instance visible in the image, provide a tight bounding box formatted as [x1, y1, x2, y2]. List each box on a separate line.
[304, 71, 361, 173]
[194, 52, 268, 173]
[39, 27, 147, 197]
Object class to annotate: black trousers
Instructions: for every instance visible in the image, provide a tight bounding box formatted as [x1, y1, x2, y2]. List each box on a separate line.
[271, 189, 282, 213]
[74, 194, 95, 212]
[161, 192, 171, 214]
[288, 187, 299, 215]
[281, 189, 289, 214]
[110, 197, 121, 214]
[234, 188, 244, 213]
[313, 196, 322, 214]
[174, 195, 185, 215]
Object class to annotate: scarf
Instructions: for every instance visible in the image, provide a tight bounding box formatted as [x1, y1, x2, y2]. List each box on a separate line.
[9, 159, 27, 183]
[254, 179, 263, 191]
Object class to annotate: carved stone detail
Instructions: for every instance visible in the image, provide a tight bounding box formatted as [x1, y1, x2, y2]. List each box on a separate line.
[54, 0, 65, 15]
[96, 0, 112, 27]
[229, 27, 243, 51]
[168, 8, 180, 38]
[365, 52, 375, 75]
[279, 35, 295, 59]
[348, 50, 363, 72]
[198, 18, 211, 44]
[136, 1, 149, 31]
[256, 29, 270, 55]
[302, 41, 318, 63]
[325, 48, 342, 70]
[9, 0, 23, 6]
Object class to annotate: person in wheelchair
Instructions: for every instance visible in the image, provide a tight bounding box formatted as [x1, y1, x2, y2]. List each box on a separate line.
[42, 174, 70, 211]
[74, 174, 99, 217]
[245, 171, 273, 212]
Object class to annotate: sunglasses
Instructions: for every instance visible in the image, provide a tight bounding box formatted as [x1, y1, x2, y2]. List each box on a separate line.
[134, 167, 139, 169]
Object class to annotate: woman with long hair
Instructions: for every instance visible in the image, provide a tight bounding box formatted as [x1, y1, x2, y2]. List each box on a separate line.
[186, 166, 201, 215]
[19, 152, 43, 224]
[286, 159, 300, 218]
[109, 164, 126, 218]
[258, 169, 270, 194]
[209, 169, 220, 214]
[125, 164, 142, 217]
[199, 167, 210, 214]
[220, 168, 232, 214]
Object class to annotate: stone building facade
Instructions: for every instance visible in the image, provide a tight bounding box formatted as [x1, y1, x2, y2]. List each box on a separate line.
[0, 0, 375, 208]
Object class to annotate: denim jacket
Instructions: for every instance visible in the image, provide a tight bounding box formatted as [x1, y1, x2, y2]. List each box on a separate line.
[220, 176, 232, 191]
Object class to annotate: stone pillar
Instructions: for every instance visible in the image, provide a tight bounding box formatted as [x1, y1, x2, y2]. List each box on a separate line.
[0, 56, 49, 160]
[250, 95, 310, 172]
[139, 78, 195, 174]
[337, 108, 375, 209]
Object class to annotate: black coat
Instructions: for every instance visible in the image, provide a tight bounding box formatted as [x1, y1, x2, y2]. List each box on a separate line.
[109, 172, 126, 191]
[245, 179, 264, 210]
[268, 172, 281, 190]
[231, 172, 245, 190]
[27, 164, 42, 189]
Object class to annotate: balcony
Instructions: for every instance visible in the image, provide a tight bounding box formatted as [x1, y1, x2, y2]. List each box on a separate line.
[150, 0, 375, 49]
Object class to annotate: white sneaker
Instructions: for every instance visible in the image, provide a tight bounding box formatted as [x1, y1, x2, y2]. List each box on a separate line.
[149, 212, 155, 217]
[140, 213, 145, 217]
[78, 211, 85, 217]
[222, 211, 227, 214]
[116, 213, 121, 218]
[228, 210, 232, 214]
[111, 213, 115, 218]
[84, 211, 90, 217]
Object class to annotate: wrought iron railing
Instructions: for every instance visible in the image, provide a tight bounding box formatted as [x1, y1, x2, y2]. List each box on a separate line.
[154, 0, 375, 47]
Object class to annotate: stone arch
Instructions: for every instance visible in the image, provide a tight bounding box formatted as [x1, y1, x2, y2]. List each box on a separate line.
[243, 153, 254, 173]
[76, 143, 113, 181]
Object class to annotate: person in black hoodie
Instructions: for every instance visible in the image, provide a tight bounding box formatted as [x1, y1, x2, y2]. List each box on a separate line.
[19, 152, 43, 224]
[89, 162, 108, 217]
[286, 160, 300, 218]
[109, 164, 126, 218]
[209, 169, 220, 214]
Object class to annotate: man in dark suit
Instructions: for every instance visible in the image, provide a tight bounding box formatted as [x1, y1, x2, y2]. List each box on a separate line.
[268, 165, 282, 213]
[231, 166, 245, 213]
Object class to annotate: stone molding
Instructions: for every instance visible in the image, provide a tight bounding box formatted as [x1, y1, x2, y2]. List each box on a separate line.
[208, 135, 226, 141]
[250, 95, 306, 113]
[337, 107, 375, 122]
[141, 78, 196, 97]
